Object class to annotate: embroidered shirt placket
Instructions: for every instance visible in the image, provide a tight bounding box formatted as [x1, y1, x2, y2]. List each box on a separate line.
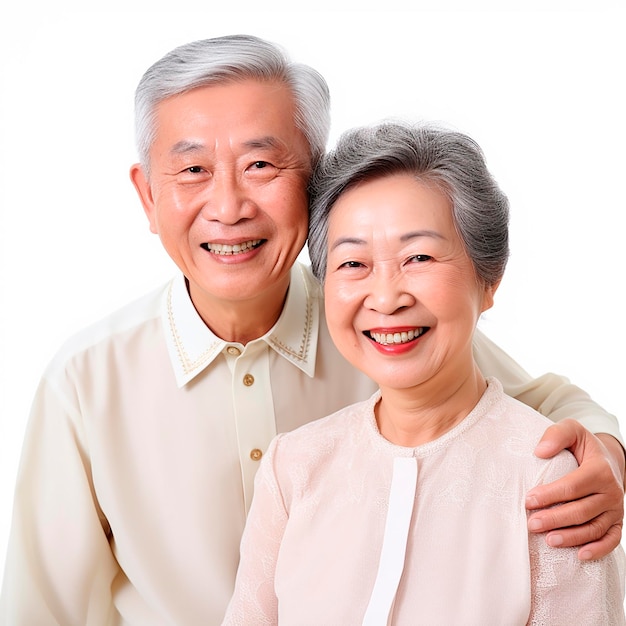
[231, 343, 277, 513]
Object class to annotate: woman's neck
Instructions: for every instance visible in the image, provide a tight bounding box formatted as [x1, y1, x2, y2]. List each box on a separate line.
[375, 365, 487, 447]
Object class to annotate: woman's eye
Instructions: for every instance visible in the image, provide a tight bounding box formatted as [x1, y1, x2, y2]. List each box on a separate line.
[408, 254, 432, 263]
[339, 260, 364, 269]
[253, 161, 269, 169]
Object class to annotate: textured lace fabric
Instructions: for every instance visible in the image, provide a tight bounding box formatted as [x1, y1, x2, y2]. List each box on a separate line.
[528, 531, 626, 624]
[223, 378, 626, 625]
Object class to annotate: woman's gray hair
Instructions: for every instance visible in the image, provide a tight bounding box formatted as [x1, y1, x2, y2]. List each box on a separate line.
[134, 34, 330, 176]
[308, 121, 510, 286]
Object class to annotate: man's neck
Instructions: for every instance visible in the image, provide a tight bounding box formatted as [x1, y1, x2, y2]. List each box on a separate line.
[187, 276, 290, 345]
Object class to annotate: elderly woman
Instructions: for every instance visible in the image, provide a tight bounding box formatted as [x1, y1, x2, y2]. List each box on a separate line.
[222, 122, 625, 624]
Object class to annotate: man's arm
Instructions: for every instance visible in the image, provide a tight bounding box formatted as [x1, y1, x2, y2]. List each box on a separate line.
[473, 328, 625, 560]
[0, 377, 118, 624]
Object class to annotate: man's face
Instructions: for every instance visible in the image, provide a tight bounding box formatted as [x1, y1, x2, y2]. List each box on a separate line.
[131, 80, 311, 316]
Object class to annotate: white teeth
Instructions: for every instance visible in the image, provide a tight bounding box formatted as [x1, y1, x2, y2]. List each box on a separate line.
[205, 240, 262, 255]
[370, 329, 423, 345]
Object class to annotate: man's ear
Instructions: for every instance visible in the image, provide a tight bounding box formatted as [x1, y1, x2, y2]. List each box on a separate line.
[130, 163, 158, 234]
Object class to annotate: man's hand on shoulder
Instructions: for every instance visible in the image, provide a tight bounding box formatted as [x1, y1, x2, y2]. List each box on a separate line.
[525, 419, 625, 561]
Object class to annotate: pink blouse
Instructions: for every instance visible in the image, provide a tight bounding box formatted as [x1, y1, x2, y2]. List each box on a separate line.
[223, 378, 625, 625]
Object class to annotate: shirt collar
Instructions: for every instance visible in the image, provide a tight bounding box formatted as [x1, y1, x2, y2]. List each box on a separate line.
[163, 263, 320, 387]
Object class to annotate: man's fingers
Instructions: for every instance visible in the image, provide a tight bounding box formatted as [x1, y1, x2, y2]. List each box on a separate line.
[528, 421, 625, 559]
[528, 504, 624, 560]
[528, 495, 609, 533]
[575, 524, 624, 561]
[543, 512, 613, 547]
[526, 466, 598, 510]
[543, 521, 623, 561]
[534, 420, 581, 460]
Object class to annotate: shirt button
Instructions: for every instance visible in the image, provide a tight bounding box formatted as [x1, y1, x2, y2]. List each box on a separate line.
[250, 448, 263, 461]
[243, 374, 254, 386]
[226, 346, 241, 356]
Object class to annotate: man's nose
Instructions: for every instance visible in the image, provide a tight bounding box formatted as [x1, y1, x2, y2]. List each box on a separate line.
[202, 171, 257, 224]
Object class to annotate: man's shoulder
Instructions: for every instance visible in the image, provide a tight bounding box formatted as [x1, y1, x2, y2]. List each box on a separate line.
[295, 261, 323, 297]
[46, 280, 171, 375]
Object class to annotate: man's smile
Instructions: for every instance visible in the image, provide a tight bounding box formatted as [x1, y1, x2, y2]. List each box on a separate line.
[200, 239, 264, 255]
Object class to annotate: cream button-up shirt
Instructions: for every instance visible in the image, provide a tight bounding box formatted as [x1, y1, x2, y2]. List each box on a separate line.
[162, 264, 323, 513]
[0, 263, 621, 625]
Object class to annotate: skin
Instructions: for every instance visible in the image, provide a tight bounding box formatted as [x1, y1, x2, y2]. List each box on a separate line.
[128, 78, 623, 558]
[130, 80, 311, 344]
[324, 173, 498, 447]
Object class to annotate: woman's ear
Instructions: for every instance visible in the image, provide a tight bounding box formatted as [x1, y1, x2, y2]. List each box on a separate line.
[130, 163, 158, 234]
[481, 279, 501, 313]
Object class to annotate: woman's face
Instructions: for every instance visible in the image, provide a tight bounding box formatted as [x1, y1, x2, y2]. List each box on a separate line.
[324, 173, 498, 392]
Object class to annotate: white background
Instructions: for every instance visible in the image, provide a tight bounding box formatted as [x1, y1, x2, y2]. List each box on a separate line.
[1, 6, 624, 594]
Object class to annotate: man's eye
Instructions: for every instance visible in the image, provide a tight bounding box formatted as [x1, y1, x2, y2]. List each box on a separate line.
[250, 161, 278, 172]
[247, 160, 279, 180]
[186, 166, 204, 174]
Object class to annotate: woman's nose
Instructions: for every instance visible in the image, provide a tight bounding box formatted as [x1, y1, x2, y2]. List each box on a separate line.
[363, 271, 415, 315]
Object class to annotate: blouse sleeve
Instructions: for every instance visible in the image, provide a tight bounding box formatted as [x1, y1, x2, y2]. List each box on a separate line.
[527, 452, 626, 624]
[222, 436, 288, 626]
[473, 329, 623, 445]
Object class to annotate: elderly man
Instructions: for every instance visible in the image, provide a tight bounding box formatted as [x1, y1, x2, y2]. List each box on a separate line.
[1, 35, 623, 625]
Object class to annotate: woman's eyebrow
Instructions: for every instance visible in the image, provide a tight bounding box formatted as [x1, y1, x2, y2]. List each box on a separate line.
[329, 236, 367, 252]
[330, 230, 445, 252]
[400, 230, 445, 242]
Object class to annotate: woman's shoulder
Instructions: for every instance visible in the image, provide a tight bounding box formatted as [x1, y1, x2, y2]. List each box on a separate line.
[267, 393, 379, 474]
[280, 394, 376, 446]
[483, 379, 578, 478]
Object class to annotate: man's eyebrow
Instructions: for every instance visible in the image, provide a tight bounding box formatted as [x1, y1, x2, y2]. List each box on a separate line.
[169, 136, 285, 155]
[330, 230, 445, 252]
[242, 136, 285, 151]
[170, 140, 205, 155]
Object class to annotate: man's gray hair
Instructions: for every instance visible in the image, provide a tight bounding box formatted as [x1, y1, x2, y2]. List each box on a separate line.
[308, 121, 510, 286]
[134, 34, 330, 176]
